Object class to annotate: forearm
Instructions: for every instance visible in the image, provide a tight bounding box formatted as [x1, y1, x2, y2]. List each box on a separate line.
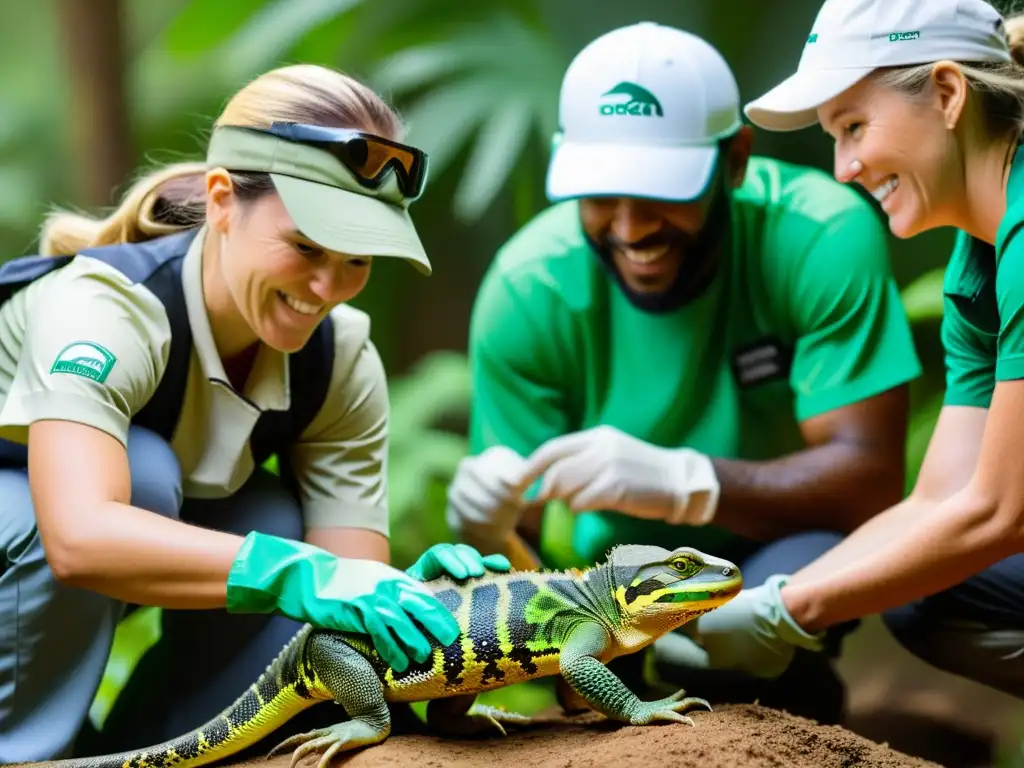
[782, 489, 1016, 632]
[710, 440, 902, 539]
[787, 494, 932, 584]
[52, 500, 243, 609]
[306, 525, 389, 562]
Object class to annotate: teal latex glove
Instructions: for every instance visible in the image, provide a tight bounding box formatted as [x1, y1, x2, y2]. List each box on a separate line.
[653, 574, 825, 680]
[406, 542, 511, 581]
[226, 532, 461, 673]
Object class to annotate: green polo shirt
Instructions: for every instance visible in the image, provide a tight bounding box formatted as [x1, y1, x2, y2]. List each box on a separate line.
[941, 146, 1024, 408]
[0, 225, 391, 534]
[467, 155, 922, 566]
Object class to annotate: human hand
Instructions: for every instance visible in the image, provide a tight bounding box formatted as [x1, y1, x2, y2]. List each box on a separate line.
[226, 532, 462, 673]
[406, 541, 512, 581]
[446, 445, 531, 552]
[652, 574, 825, 679]
[516, 425, 720, 525]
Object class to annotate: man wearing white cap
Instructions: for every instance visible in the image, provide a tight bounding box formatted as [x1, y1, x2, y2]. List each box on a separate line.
[445, 21, 923, 721]
[669, 0, 1024, 699]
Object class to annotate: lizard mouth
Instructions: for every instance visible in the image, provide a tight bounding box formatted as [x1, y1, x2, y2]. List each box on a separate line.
[656, 584, 741, 603]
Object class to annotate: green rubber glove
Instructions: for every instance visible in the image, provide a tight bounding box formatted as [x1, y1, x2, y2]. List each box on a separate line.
[226, 532, 461, 673]
[652, 574, 825, 680]
[406, 542, 511, 581]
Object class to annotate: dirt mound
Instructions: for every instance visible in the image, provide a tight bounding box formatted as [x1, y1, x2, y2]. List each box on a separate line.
[228, 704, 939, 768]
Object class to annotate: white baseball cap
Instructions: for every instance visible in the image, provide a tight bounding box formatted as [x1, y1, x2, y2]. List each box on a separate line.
[546, 22, 743, 203]
[745, 0, 1011, 132]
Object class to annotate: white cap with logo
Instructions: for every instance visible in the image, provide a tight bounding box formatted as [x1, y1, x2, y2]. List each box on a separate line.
[745, 0, 1011, 132]
[546, 21, 743, 203]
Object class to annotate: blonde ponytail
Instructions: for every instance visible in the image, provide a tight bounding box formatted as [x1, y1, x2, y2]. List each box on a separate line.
[39, 161, 208, 257]
[1006, 14, 1024, 67]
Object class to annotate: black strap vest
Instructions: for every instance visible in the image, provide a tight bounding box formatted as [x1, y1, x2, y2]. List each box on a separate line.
[0, 228, 335, 473]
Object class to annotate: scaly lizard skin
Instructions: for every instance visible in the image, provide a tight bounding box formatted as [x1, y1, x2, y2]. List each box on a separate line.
[46, 545, 741, 768]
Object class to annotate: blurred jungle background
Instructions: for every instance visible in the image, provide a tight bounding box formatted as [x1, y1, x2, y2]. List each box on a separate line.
[5, 1, 1024, 766]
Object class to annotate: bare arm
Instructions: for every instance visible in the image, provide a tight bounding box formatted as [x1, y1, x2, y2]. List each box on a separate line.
[30, 419, 245, 607]
[782, 386, 1018, 633]
[787, 404, 987, 584]
[710, 385, 909, 540]
[306, 526, 389, 562]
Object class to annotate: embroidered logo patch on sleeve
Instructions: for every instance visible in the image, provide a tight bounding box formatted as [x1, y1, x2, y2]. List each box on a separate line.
[50, 341, 117, 383]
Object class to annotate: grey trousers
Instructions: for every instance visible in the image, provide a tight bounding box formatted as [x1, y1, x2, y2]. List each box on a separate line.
[0, 426, 307, 762]
[882, 553, 1024, 699]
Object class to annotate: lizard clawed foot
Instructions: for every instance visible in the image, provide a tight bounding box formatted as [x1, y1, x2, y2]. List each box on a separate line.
[628, 688, 712, 726]
[427, 697, 523, 739]
[267, 720, 389, 768]
[467, 702, 562, 733]
[428, 704, 509, 738]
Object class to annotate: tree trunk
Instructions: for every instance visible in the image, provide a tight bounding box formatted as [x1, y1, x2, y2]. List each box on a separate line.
[55, 0, 134, 208]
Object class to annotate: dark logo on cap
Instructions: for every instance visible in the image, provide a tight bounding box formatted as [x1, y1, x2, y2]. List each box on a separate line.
[599, 82, 664, 117]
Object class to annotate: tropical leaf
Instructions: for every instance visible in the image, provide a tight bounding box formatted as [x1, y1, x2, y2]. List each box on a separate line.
[453, 95, 534, 221]
[161, 0, 275, 60]
[395, 78, 497, 179]
[372, 44, 479, 94]
[215, 0, 370, 84]
[0, 164, 46, 230]
[903, 389, 944, 492]
[147, 0, 564, 224]
[388, 350, 471, 435]
[901, 266, 945, 324]
[370, 9, 565, 222]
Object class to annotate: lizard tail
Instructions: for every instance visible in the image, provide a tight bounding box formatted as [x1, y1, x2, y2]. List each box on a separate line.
[49, 629, 323, 768]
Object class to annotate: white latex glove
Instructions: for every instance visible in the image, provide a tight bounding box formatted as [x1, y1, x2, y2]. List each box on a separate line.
[650, 575, 825, 680]
[446, 445, 530, 552]
[516, 425, 720, 525]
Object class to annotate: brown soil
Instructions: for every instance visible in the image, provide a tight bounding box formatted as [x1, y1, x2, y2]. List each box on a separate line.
[228, 704, 940, 768]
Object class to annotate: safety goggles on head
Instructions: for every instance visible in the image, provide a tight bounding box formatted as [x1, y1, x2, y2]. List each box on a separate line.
[255, 122, 429, 201]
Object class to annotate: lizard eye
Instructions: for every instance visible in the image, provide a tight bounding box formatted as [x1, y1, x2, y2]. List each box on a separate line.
[670, 557, 696, 574]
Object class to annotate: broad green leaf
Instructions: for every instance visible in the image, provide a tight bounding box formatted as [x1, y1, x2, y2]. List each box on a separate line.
[388, 435, 468, 520]
[161, 0, 272, 60]
[288, 12, 355, 65]
[372, 45, 476, 94]
[323, 0, 426, 64]
[90, 606, 162, 730]
[901, 266, 945, 323]
[453, 96, 534, 222]
[0, 164, 45, 229]
[904, 389, 943, 492]
[397, 79, 496, 179]
[372, 11, 564, 220]
[217, 0, 369, 83]
[389, 352, 470, 433]
[390, 431, 468, 465]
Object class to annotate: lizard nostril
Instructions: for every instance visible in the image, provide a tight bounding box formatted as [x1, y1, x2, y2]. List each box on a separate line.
[721, 567, 732, 577]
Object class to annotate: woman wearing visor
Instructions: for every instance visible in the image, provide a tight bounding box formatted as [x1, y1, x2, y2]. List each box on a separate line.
[660, 0, 1024, 699]
[0, 63, 508, 762]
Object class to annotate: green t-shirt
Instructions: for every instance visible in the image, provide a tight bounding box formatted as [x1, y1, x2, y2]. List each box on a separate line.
[942, 145, 1024, 408]
[467, 155, 922, 566]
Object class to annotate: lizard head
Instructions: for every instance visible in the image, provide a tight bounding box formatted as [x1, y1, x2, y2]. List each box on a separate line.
[607, 544, 742, 632]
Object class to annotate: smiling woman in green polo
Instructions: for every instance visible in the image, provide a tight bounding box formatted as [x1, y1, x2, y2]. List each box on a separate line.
[0, 63, 508, 763]
[663, 0, 1024, 699]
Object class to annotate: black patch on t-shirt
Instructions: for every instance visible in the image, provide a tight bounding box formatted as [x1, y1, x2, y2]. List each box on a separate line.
[731, 337, 792, 388]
